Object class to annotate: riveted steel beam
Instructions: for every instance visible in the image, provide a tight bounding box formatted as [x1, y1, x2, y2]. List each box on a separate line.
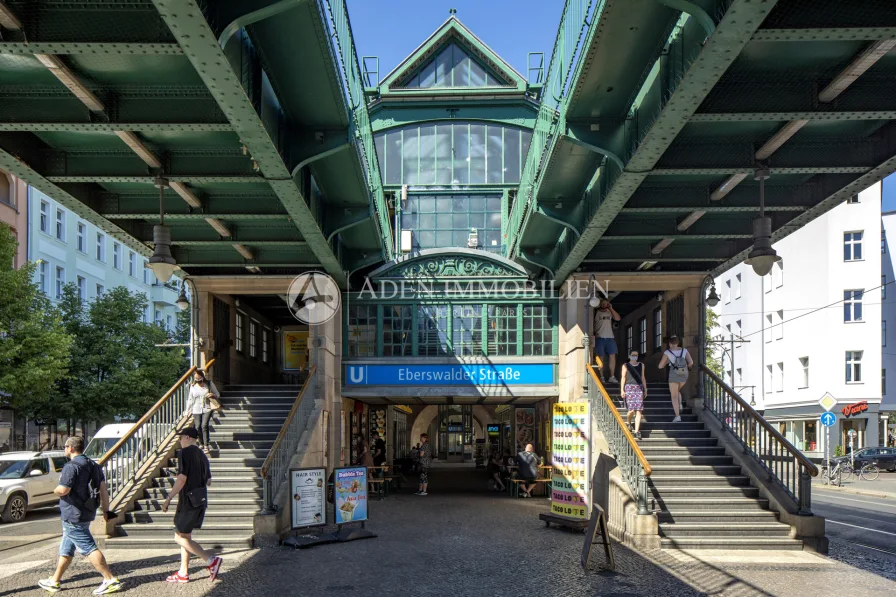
[553, 0, 779, 284]
[46, 175, 263, 184]
[752, 28, 896, 42]
[584, 257, 723, 263]
[0, 147, 149, 257]
[650, 166, 870, 176]
[0, 42, 184, 55]
[105, 213, 290, 221]
[601, 234, 752, 240]
[620, 206, 807, 214]
[169, 240, 307, 247]
[152, 0, 345, 285]
[690, 111, 896, 123]
[0, 122, 233, 132]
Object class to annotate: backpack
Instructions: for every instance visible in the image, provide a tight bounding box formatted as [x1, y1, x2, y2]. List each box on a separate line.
[667, 349, 688, 371]
[69, 457, 103, 514]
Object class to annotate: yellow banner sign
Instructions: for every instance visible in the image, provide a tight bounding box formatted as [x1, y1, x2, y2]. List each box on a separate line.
[283, 330, 308, 371]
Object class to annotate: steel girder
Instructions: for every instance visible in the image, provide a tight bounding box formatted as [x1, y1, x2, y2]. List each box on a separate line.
[550, 0, 780, 284]
[151, 0, 347, 285]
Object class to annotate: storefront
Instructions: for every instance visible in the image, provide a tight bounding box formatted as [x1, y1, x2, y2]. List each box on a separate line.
[764, 399, 881, 459]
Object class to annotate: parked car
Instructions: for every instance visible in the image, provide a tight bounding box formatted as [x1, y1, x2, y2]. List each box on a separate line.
[0, 451, 67, 523]
[833, 447, 896, 472]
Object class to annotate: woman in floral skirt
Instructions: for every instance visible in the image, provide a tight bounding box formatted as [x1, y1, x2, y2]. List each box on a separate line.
[620, 349, 647, 440]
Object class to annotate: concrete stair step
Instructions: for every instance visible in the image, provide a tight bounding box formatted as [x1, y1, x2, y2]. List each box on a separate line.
[660, 537, 803, 550]
[209, 424, 282, 433]
[219, 394, 296, 401]
[627, 415, 699, 423]
[125, 511, 256, 524]
[215, 404, 292, 413]
[211, 414, 288, 423]
[649, 474, 751, 486]
[163, 467, 261, 478]
[658, 523, 792, 538]
[207, 440, 274, 450]
[639, 438, 719, 447]
[643, 455, 734, 465]
[118, 522, 254, 535]
[155, 475, 262, 487]
[639, 430, 712, 439]
[656, 510, 779, 523]
[136, 496, 263, 509]
[650, 486, 760, 498]
[105, 536, 254, 549]
[640, 422, 705, 430]
[649, 466, 742, 476]
[144, 487, 263, 499]
[209, 431, 277, 441]
[639, 446, 726, 455]
[659, 497, 770, 511]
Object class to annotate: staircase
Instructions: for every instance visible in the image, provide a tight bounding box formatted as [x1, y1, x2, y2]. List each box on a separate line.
[606, 381, 802, 550]
[107, 384, 300, 549]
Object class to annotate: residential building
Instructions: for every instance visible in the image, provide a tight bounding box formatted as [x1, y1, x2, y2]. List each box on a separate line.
[27, 186, 180, 327]
[880, 194, 896, 446]
[714, 182, 883, 458]
[0, 170, 28, 268]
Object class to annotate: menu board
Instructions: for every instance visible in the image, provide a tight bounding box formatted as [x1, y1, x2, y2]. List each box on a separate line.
[551, 402, 591, 520]
[290, 468, 326, 529]
[334, 467, 369, 524]
[515, 407, 536, 452]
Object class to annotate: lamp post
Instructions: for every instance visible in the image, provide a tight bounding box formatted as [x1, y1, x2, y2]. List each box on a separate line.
[148, 176, 177, 283]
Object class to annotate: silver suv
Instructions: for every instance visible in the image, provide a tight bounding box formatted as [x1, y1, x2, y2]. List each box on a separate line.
[0, 451, 67, 523]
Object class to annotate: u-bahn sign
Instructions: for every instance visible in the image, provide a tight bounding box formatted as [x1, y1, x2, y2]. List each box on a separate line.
[344, 363, 554, 386]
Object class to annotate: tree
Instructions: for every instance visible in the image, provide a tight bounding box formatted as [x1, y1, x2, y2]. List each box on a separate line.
[54, 285, 185, 421]
[704, 307, 724, 377]
[0, 223, 72, 418]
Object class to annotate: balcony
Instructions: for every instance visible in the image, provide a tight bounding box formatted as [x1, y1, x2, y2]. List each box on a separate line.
[150, 282, 178, 306]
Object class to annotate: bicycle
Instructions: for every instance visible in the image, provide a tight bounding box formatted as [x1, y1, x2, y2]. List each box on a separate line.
[857, 462, 880, 481]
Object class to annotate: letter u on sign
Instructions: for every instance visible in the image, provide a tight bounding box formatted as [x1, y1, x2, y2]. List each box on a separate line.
[348, 366, 366, 384]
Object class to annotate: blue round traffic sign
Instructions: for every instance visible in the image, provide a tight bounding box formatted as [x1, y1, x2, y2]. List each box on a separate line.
[820, 412, 836, 427]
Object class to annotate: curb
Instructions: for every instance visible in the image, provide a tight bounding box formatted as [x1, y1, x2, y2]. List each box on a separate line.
[812, 485, 893, 499]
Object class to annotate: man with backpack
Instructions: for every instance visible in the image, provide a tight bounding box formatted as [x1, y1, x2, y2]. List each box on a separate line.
[38, 436, 121, 594]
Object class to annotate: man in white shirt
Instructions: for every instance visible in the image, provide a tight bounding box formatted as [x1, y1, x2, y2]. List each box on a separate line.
[593, 298, 621, 382]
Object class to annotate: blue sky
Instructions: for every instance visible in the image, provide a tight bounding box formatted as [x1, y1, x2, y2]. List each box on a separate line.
[346, 0, 564, 80]
[884, 174, 896, 212]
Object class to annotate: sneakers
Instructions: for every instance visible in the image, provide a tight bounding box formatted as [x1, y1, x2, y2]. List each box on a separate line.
[94, 578, 122, 595]
[635, 431, 642, 440]
[38, 579, 60, 593]
[672, 416, 682, 423]
[608, 376, 619, 383]
[207, 556, 223, 582]
[166, 572, 189, 584]
[418, 491, 428, 496]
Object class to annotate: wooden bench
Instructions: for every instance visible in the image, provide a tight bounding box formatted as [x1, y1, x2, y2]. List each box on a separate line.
[511, 477, 552, 498]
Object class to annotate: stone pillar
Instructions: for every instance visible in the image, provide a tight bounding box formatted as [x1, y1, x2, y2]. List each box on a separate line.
[309, 303, 343, 471]
[558, 287, 588, 403]
[195, 290, 213, 370]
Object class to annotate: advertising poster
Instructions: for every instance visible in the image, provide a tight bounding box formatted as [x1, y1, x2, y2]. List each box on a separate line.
[551, 402, 591, 520]
[290, 468, 326, 529]
[334, 467, 368, 524]
[515, 407, 536, 452]
[283, 330, 308, 371]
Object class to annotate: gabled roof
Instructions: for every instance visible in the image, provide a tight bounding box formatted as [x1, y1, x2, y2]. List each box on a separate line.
[378, 16, 527, 95]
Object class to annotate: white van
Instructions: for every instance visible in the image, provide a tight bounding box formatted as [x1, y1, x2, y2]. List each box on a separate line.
[85, 424, 157, 487]
[84, 424, 138, 460]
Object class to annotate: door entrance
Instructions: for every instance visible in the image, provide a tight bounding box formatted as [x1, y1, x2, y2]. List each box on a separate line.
[446, 428, 464, 462]
[212, 298, 231, 383]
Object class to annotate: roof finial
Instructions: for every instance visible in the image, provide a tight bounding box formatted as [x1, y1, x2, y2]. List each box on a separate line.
[449, 8, 457, 16]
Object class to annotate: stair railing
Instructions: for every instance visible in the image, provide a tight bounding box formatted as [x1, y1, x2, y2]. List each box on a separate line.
[700, 365, 818, 514]
[586, 364, 653, 514]
[260, 366, 317, 514]
[97, 359, 216, 505]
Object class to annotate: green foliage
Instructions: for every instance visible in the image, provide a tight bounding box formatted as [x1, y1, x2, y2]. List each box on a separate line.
[53, 285, 185, 421]
[704, 307, 724, 377]
[0, 224, 72, 418]
[174, 306, 191, 377]
[834, 445, 844, 457]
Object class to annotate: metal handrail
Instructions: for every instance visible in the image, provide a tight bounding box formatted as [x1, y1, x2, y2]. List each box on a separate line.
[97, 359, 216, 504]
[586, 364, 652, 514]
[700, 365, 817, 514]
[260, 366, 317, 513]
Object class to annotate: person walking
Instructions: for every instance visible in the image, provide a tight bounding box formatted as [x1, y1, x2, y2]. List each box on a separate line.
[357, 434, 374, 467]
[38, 437, 121, 594]
[162, 428, 223, 584]
[185, 369, 218, 454]
[621, 349, 647, 440]
[658, 335, 693, 422]
[593, 298, 621, 382]
[416, 434, 432, 496]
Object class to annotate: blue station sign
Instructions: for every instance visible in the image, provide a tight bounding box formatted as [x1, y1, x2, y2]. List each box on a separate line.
[344, 363, 554, 386]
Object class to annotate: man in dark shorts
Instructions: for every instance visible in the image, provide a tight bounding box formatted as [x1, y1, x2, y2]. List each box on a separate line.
[38, 436, 121, 594]
[162, 427, 223, 584]
[372, 431, 386, 468]
[515, 443, 540, 498]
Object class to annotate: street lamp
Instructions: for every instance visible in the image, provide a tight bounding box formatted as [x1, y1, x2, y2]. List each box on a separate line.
[705, 284, 720, 307]
[588, 274, 601, 308]
[175, 282, 189, 311]
[148, 176, 177, 283]
[744, 167, 781, 277]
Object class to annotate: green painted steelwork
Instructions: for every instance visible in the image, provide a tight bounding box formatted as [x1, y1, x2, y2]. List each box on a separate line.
[0, 123, 234, 132]
[369, 103, 538, 133]
[690, 111, 896, 122]
[0, 42, 184, 55]
[751, 28, 896, 42]
[369, 248, 527, 280]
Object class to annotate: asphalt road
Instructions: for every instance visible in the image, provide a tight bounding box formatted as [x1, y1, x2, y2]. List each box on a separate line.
[813, 486, 896, 565]
[0, 506, 61, 556]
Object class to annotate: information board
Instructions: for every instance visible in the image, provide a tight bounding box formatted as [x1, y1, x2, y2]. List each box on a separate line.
[290, 468, 326, 529]
[334, 466, 369, 524]
[551, 402, 591, 520]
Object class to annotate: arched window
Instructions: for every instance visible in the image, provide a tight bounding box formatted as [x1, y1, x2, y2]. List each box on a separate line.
[0, 171, 12, 207]
[374, 121, 532, 187]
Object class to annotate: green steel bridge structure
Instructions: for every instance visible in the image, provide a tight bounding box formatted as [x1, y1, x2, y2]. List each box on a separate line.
[1, 0, 895, 287]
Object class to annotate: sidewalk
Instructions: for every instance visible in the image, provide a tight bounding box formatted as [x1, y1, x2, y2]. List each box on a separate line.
[812, 473, 896, 499]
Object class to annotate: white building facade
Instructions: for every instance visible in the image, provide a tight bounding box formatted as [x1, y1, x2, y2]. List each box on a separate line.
[714, 182, 883, 459]
[880, 202, 896, 445]
[27, 187, 179, 330]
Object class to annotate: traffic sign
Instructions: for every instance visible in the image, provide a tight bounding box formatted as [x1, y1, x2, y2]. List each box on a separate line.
[818, 393, 837, 412]
[820, 412, 836, 427]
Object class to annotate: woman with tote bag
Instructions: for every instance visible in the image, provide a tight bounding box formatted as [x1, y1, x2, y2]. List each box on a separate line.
[185, 369, 220, 454]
